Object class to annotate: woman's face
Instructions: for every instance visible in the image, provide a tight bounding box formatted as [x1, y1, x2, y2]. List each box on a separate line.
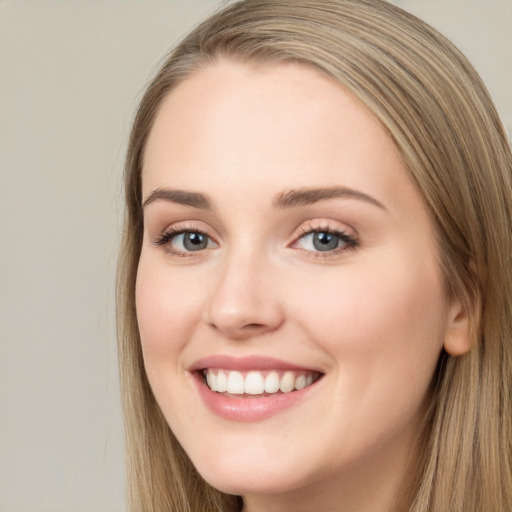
[136, 60, 466, 509]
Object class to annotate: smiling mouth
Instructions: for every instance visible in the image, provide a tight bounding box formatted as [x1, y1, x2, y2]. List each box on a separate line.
[201, 369, 323, 397]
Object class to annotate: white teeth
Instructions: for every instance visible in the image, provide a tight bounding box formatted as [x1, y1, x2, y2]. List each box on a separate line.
[264, 371, 280, 393]
[204, 369, 318, 395]
[245, 371, 265, 395]
[295, 374, 307, 390]
[217, 370, 227, 392]
[226, 371, 245, 394]
[206, 371, 218, 391]
[279, 371, 295, 393]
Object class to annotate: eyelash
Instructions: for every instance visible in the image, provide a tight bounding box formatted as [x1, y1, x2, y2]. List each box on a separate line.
[153, 223, 359, 259]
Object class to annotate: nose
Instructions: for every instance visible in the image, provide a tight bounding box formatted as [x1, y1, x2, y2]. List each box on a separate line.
[204, 250, 284, 340]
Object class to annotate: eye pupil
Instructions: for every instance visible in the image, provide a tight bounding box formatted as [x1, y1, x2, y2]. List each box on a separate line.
[184, 232, 207, 251]
[313, 232, 339, 251]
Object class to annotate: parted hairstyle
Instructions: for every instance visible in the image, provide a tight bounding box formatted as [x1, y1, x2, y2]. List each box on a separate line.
[117, 1, 512, 510]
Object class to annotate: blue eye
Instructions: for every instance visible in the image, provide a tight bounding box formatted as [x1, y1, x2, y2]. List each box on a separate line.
[172, 232, 210, 251]
[155, 229, 215, 254]
[296, 230, 356, 253]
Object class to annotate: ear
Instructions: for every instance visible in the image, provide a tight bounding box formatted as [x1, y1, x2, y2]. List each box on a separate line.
[443, 297, 472, 356]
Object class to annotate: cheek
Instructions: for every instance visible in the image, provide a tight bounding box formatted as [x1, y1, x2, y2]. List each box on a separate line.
[135, 255, 201, 364]
[135, 255, 206, 429]
[292, 255, 448, 393]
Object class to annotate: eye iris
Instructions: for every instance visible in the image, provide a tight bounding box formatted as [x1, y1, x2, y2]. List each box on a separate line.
[313, 232, 340, 251]
[183, 232, 207, 251]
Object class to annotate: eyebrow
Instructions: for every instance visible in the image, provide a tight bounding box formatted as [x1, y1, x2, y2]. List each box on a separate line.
[142, 185, 386, 211]
[273, 186, 387, 210]
[142, 188, 213, 210]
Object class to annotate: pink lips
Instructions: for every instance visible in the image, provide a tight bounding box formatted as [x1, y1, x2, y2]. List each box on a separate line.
[188, 355, 322, 422]
[189, 355, 317, 372]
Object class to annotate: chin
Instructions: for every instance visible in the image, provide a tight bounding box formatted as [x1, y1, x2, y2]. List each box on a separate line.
[201, 466, 307, 498]
[188, 443, 313, 497]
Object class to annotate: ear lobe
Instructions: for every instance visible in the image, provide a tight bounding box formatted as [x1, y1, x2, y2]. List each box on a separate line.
[443, 299, 472, 356]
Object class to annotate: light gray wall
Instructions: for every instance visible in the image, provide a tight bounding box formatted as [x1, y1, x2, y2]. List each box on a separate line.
[0, 2, 510, 511]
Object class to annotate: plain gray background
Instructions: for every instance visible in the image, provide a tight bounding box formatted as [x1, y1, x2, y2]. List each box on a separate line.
[1, 1, 510, 511]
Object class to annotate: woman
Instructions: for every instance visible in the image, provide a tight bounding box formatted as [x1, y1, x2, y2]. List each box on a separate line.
[117, 1, 512, 510]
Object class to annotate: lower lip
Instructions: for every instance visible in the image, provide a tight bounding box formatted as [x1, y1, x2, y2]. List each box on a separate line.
[193, 373, 319, 422]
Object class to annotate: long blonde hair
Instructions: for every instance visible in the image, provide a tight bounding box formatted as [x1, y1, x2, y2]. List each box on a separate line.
[117, 1, 512, 510]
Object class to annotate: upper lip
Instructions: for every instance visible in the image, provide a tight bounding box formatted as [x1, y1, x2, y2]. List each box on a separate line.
[188, 355, 322, 373]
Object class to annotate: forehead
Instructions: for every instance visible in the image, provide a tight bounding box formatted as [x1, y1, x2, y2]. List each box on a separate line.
[142, 59, 414, 212]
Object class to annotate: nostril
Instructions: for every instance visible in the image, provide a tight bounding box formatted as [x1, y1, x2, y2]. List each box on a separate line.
[205, 296, 285, 339]
[207, 320, 278, 341]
